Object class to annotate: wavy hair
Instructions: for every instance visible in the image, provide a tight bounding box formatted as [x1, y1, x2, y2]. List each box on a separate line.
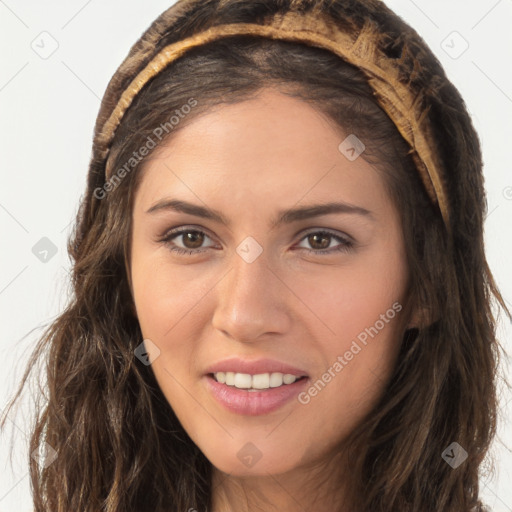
[1, 0, 510, 511]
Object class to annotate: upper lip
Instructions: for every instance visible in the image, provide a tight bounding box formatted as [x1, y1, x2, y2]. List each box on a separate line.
[205, 357, 309, 377]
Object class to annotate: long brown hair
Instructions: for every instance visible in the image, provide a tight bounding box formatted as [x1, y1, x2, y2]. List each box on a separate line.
[1, 1, 510, 511]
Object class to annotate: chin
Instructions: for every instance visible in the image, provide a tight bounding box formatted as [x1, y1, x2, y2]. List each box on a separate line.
[206, 446, 296, 477]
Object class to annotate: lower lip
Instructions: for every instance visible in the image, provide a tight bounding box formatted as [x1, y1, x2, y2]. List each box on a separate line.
[204, 374, 309, 416]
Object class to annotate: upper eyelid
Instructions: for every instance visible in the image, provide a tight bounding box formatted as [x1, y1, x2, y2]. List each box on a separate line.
[161, 225, 352, 246]
[161, 225, 216, 242]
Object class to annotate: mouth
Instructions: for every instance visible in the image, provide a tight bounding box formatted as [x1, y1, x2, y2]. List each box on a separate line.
[207, 371, 308, 392]
[204, 371, 310, 415]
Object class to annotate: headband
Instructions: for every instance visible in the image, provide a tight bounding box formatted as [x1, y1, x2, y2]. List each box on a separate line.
[96, 8, 450, 229]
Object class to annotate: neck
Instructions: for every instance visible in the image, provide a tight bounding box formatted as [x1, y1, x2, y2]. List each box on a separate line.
[209, 448, 354, 512]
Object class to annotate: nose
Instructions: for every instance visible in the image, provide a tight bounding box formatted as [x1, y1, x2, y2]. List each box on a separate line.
[211, 248, 292, 343]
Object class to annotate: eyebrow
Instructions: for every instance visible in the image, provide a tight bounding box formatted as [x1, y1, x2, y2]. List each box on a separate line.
[145, 198, 374, 228]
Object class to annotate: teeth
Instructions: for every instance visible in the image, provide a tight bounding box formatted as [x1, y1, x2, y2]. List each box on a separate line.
[213, 371, 302, 390]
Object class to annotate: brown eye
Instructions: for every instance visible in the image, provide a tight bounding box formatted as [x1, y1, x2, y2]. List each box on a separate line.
[180, 231, 205, 249]
[307, 233, 331, 250]
[296, 230, 354, 254]
[159, 227, 216, 255]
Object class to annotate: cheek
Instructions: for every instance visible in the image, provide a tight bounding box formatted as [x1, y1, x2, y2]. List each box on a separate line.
[294, 251, 406, 344]
[130, 252, 195, 398]
[130, 255, 211, 430]
[292, 254, 406, 416]
[131, 247, 208, 339]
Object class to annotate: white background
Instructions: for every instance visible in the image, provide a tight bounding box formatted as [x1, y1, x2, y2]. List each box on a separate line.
[1, 1, 511, 510]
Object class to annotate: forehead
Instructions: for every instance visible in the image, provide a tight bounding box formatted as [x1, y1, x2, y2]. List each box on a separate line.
[133, 88, 392, 218]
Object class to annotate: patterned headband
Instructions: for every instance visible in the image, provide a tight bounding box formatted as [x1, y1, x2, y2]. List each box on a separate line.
[95, 7, 450, 228]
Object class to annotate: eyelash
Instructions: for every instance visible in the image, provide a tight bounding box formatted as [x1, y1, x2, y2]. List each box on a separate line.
[157, 226, 354, 256]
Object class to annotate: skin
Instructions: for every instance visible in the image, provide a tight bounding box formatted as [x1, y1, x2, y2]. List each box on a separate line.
[129, 87, 418, 512]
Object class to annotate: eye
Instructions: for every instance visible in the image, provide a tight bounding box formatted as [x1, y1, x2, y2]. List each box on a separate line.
[158, 227, 217, 255]
[158, 227, 354, 256]
[294, 230, 354, 254]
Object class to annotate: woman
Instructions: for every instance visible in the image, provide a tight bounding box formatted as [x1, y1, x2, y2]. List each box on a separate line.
[1, 0, 508, 510]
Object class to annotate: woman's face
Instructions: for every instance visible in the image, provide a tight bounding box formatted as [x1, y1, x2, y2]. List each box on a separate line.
[130, 87, 410, 477]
